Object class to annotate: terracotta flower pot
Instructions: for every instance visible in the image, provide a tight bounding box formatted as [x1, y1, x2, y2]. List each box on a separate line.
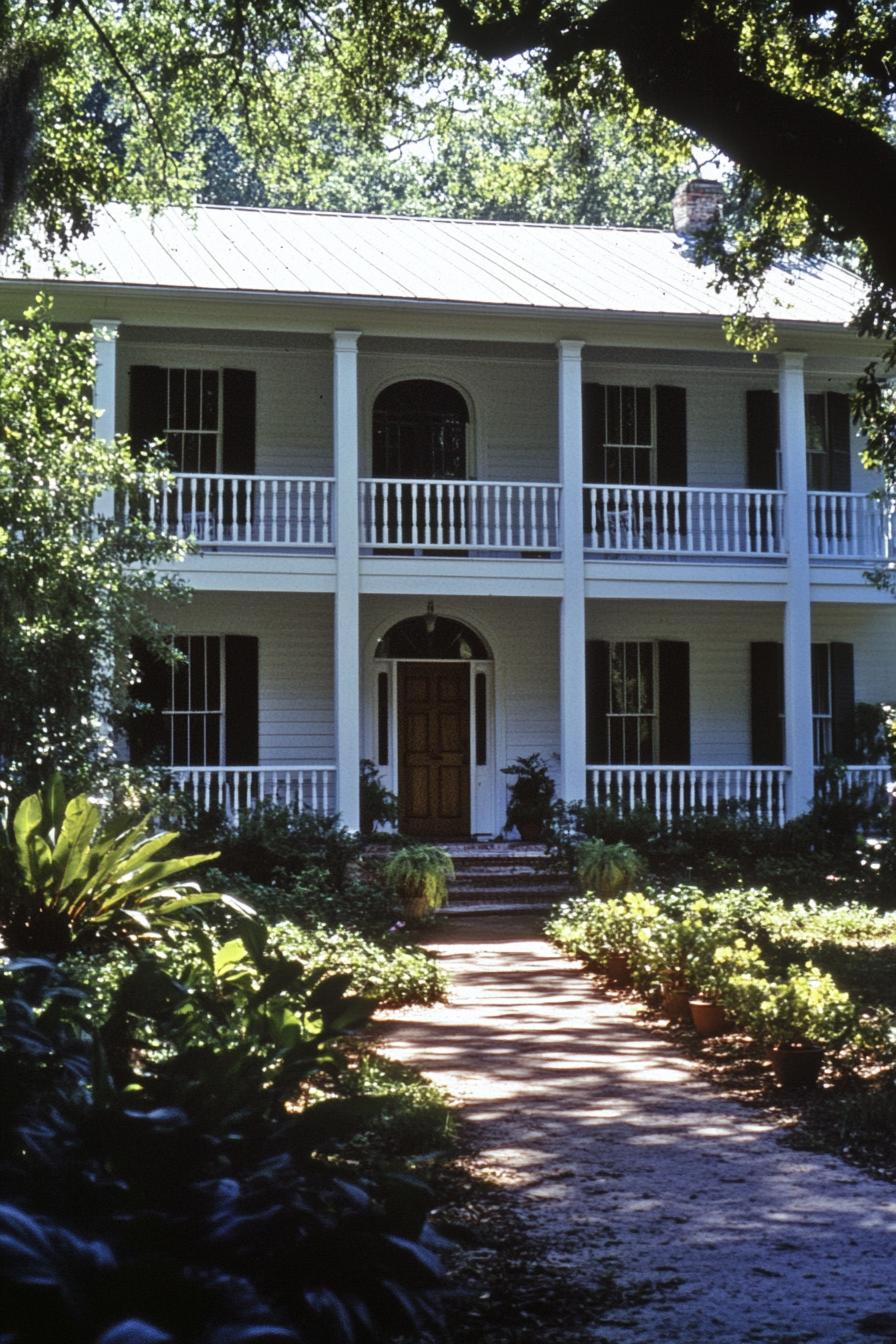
[604, 952, 632, 987]
[401, 893, 432, 923]
[770, 1043, 824, 1088]
[688, 998, 728, 1037]
[661, 986, 692, 1023]
[515, 818, 543, 843]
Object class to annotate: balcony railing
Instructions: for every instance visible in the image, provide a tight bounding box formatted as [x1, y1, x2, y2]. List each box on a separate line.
[818, 764, 893, 810]
[584, 485, 785, 558]
[359, 478, 561, 552]
[587, 765, 789, 826]
[169, 765, 336, 819]
[136, 474, 334, 548]
[808, 491, 895, 562]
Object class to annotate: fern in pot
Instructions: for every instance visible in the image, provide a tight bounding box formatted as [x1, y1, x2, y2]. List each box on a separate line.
[574, 838, 645, 899]
[384, 845, 455, 922]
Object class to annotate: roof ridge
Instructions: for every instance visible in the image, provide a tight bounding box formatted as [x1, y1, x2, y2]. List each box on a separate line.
[109, 201, 670, 237]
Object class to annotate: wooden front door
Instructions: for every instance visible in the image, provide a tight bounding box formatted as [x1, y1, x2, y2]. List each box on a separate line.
[398, 662, 470, 837]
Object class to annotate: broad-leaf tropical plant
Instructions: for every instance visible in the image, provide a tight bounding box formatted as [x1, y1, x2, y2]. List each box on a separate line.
[1, 773, 238, 954]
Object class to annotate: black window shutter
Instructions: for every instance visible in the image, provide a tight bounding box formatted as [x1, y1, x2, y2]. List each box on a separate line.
[222, 369, 256, 475]
[655, 386, 688, 486]
[225, 635, 259, 766]
[129, 365, 168, 458]
[658, 641, 691, 764]
[582, 384, 605, 483]
[129, 638, 170, 765]
[585, 640, 610, 764]
[750, 642, 784, 765]
[826, 393, 852, 492]
[830, 642, 856, 761]
[746, 390, 779, 489]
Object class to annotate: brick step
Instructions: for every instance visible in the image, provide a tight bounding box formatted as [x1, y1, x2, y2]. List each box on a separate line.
[450, 867, 562, 886]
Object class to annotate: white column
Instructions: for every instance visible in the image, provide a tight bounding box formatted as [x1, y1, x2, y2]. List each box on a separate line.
[558, 340, 587, 804]
[92, 320, 121, 515]
[779, 351, 815, 817]
[333, 331, 362, 831]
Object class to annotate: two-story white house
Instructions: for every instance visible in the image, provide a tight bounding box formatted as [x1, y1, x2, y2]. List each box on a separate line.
[5, 189, 894, 835]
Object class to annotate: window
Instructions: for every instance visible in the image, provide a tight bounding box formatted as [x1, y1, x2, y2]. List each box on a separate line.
[608, 641, 657, 764]
[164, 635, 224, 766]
[164, 369, 220, 473]
[602, 385, 653, 485]
[812, 644, 833, 762]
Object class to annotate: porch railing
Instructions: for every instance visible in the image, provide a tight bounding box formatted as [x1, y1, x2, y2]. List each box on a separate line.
[587, 765, 790, 826]
[133, 474, 334, 548]
[359, 478, 561, 552]
[808, 491, 895, 562]
[818, 764, 893, 810]
[583, 485, 786, 558]
[169, 766, 336, 820]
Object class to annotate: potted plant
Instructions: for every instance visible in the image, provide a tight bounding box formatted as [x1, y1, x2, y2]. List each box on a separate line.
[359, 759, 399, 836]
[383, 844, 455, 922]
[574, 838, 645, 899]
[688, 938, 767, 1037]
[572, 890, 662, 987]
[732, 963, 857, 1086]
[502, 753, 557, 842]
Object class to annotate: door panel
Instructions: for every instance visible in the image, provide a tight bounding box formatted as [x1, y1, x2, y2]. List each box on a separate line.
[398, 663, 470, 837]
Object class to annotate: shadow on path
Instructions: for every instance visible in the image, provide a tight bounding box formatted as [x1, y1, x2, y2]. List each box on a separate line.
[379, 914, 896, 1344]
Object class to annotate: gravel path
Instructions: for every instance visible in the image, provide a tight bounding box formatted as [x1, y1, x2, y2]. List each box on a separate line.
[379, 914, 896, 1344]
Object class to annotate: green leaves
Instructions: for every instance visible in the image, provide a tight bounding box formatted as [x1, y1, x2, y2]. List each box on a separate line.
[2, 773, 221, 952]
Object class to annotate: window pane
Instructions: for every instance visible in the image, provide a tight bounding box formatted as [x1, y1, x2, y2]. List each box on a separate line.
[606, 387, 621, 444]
[202, 370, 219, 431]
[620, 387, 636, 444]
[185, 369, 201, 431]
[206, 637, 221, 711]
[167, 369, 184, 430]
[636, 387, 651, 443]
[639, 643, 654, 713]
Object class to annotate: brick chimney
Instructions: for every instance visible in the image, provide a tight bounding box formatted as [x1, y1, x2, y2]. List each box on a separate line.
[672, 179, 724, 235]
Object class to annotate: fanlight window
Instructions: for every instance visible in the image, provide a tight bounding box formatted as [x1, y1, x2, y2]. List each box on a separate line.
[375, 616, 488, 661]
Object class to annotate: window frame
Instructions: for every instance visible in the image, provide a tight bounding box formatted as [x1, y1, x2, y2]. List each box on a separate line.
[162, 634, 226, 767]
[606, 639, 659, 765]
[163, 367, 222, 475]
[601, 384, 655, 486]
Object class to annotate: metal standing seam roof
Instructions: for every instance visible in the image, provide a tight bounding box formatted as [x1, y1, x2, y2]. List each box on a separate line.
[1, 202, 865, 325]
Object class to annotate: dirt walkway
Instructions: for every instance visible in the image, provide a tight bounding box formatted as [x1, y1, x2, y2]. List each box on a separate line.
[379, 914, 896, 1344]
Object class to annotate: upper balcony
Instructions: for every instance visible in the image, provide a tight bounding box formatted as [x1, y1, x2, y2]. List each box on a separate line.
[143, 472, 895, 568]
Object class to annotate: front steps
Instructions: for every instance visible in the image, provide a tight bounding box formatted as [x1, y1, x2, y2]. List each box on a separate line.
[439, 842, 575, 915]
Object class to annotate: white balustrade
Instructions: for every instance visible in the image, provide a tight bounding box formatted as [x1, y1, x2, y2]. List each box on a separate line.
[808, 491, 895, 562]
[583, 485, 785, 557]
[818, 764, 893, 811]
[168, 766, 336, 820]
[587, 765, 789, 826]
[359, 478, 561, 552]
[129, 474, 334, 548]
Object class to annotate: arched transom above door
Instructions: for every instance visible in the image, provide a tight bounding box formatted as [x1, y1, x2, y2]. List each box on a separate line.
[375, 615, 490, 661]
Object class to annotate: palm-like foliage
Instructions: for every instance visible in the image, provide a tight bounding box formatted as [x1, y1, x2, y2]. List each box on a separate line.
[1, 773, 237, 953]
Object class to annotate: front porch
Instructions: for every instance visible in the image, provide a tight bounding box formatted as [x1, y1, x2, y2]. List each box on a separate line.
[140, 474, 895, 565]
[139, 592, 895, 829]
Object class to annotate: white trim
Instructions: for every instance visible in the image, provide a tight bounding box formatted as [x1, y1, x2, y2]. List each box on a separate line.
[558, 339, 587, 802]
[779, 352, 815, 816]
[333, 330, 362, 829]
[362, 371, 478, 478]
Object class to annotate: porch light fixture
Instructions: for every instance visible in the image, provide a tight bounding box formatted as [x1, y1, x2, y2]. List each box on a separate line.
[424, 600, 437, 635]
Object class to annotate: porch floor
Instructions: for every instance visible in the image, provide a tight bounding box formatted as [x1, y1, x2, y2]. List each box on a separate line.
[379, 915, 896, 1343]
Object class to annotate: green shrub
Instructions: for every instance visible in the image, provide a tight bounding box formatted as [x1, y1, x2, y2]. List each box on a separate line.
[384, 845, 455, 917]
[0, 949, 445, 1343]
[502, 753, 558, 839]
[270, 921, 448, 1008]
[546, 890, 664, 983]
[0, 773, 238, 955]
[729, 963, 859, 1050]
[360, 758, 399, 835]
[68, 916, 448, 1016]
[176, 799, 363, 889]
[204, 862, 401, 936]
[574, 838, 645, 898]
